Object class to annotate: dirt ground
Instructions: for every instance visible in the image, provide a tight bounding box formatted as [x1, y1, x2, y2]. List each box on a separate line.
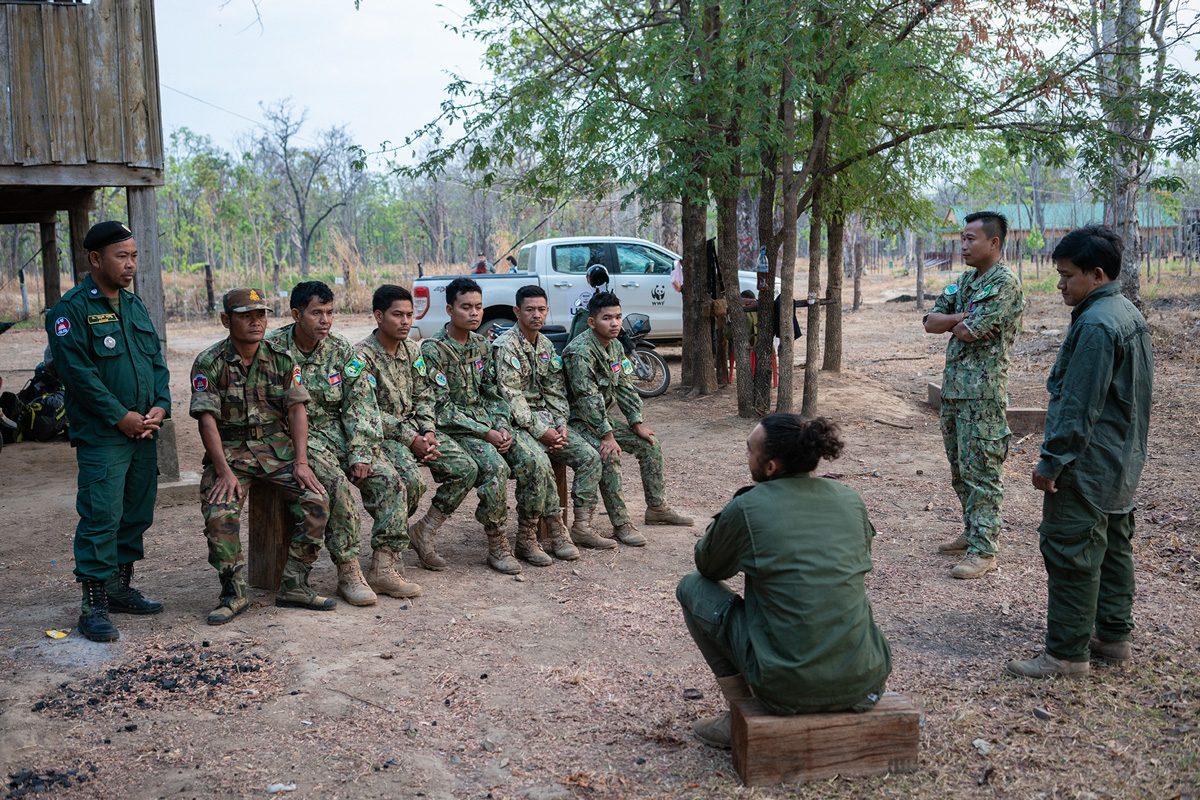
[0, 271, 1197, 800]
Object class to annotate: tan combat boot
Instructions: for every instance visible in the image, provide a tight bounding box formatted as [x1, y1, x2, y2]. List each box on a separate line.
[1006, 652, 1090, 679]
[366, 546, 422, 598]
[408, 506, 449, 571]
[1089, 637, 1132, 667]
[543, 514, 580, 561]
[276, 557, 338, 611]
[614, 521, 647, 547]
[514, 519, 553, 567]
[486, 528, 522, 574]
[645, 504, 694, 526]
[937, 533, 970, 554]
[207, 571, 249, 626]
[951, 553, 996, 579]
[570, 506, 617, 550]
[336, 559, 378, 606]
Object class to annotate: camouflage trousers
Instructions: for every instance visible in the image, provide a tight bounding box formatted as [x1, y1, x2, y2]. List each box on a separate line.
[570, 419, 666, 527]
[200, 462, 328, 576]
[444, 433, 510, 529]
[940, 398, 1010, 558]
[381, 434, 479, 518]
[506, 429, 562, 520]
[308, 447, 408, 563]
[544, 431, 601, 509]
[377, 439, 428, 518]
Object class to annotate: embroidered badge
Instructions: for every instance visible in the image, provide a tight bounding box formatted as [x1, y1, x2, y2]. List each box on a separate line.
[539, 352, 550, 361]
[103, 336, 117, 350]
[292, 365, 303, 386]
[248, 289, 261, 302]
[329, 371, 342, 386]
[973, 282, 995, 302]
[434, 371, 448, 387]
[475, 359, 485, 372]
[551, 354, 562, 368]
[621, 359, 633, 375]
[367, 373, 377, 388]
[611, 362, 622, 374]
[944, 284, 958, 296]
[509, 355, 521, 369]
[87, 313, 118, 325]
[192, 375, 209, 392]
[54, 317, 70, 336]
[414, 355, 427, 376]
[345, 357, 364, 378]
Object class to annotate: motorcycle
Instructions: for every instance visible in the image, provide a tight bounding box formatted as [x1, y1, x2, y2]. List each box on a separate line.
[619, 314, 670, 398]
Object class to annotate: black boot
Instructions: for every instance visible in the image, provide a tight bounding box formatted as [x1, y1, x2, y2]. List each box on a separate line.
[106, 563, 164, 615]
[78, 580, 119, 642]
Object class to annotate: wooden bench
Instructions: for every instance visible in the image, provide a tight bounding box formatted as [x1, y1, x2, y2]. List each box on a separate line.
[927, 382, 1046, 434]
[728, 686, 923, 787]
[246, 462, 572, 591]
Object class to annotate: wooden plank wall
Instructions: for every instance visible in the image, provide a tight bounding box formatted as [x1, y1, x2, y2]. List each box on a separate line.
[0, 0, 163, 171]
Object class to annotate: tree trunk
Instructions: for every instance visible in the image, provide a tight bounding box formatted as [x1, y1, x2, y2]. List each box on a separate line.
[915, 234, 925, 312]
[853, 236, 864, 311]
[681, 196, 716, 395]
[717, 191, 755, 417]
[660, 202, 680, 252]
[736, 184, 759, 272]
[801, 168, 823, 418]
[754, 172, 778, 413]
[822, 209, 844, 372]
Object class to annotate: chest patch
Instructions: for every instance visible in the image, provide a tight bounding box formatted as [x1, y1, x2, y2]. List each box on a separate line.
[367, 373, 377, 388]
[345, 357, 364, 378]
[88, 313, 118, 325]
[292, 365, 303, 386]
[475, 359, 485, 372]
[509, 355, 521, 370]
[192, 375, 209, 392]
[611, 362, 622, 374]
[539, 352, 551, 362]
[434, 371, 448, 387]
[414, 355, 427, 376]
[54, 317, 70, 337]
[329, 371, 342, 386]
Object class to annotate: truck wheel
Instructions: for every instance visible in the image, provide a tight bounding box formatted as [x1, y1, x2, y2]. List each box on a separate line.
[478, 317, 516, 342]
[631, 349, 670, 398]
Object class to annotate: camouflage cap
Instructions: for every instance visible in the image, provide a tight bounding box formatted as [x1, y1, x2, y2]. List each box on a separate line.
[223, 287, 271, 314]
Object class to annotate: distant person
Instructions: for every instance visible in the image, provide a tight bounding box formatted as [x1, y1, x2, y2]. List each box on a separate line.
[473, 253, 490, 275]
[562, 291, 693, 546]
[678, 415, 891, 748]
[190, 288, 334, 624]
[1008, 226, 1153, 679]
[47, 221, 171, 642]
[505, 255, 519, 273]
[568, 264, 611, 342]
[923, 211, 1024, 580]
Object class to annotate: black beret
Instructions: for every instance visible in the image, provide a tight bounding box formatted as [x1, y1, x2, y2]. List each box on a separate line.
[83, 221, 134, 252]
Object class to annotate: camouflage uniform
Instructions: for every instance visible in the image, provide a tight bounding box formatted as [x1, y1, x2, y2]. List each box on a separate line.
[189, 337, 329, 576]
[562, 328, 665, 527]
[493, 326, 601, 510]
[354, 331, 479, 517]
[926, 261, 1025, 557]
[265, 325, 407, 563]
[420, 327, 514, 528]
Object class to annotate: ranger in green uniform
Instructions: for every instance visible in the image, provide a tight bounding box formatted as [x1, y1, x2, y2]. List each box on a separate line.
[191, 288, 334, 624]
[356, 285, 480, 572]
[421, 277, 553, 574]
[266, 282, 419, 605]
[492, 285, 592, 561]
[562, 292, 692, 547]
[1008, 226, 1153, 679]
[47, 221, 171, 642]
[677, 414, 892, 749]
[924, 211, 1024, 580]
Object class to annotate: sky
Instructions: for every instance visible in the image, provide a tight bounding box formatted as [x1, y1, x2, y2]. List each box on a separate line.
[155, 1, 488, 166]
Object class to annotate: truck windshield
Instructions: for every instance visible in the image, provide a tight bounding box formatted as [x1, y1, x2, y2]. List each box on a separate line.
[552, 243, 606, 274]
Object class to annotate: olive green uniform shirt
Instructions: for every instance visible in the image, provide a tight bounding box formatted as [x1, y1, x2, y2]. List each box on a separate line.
[562, 329, 642, 437]
[491, 326, 568, 439]
[694, 476, 892, 711]
[354, 332, 435, 446]
[47, 274, 172, 445]
[927, 261, 1025, 402]
[420, 326, 509, 438]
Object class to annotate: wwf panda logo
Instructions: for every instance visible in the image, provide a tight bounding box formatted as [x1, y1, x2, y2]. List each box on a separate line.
[651, 284, 666, 305]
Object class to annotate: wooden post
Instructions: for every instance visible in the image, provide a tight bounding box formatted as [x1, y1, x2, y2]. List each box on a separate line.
[915, 234, 925, 311]
[204, 262, 215, 316]
[128, 185, 181, 483]
[68, 206, 91, 287]
[248, 481, 292, 591]
[40, 221, 61, 307]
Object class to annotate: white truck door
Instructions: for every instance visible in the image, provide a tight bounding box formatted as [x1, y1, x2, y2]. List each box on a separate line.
[545, 241, 610, 329]
[613, 242, 681, 338]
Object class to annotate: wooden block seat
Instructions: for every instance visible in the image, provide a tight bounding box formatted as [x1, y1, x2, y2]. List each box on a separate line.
[729, 688, 923, 786]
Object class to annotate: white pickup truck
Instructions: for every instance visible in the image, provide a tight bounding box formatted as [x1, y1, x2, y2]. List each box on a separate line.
[410, 235, 761, 343]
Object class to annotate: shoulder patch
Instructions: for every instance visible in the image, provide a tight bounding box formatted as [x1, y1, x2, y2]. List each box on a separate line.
[87, 313, 118, 325]
[367, 373, 377, 388]
[329, 371, 342, 386]
[611, 362, 623, 374]
[292, 365, 303, 386]
[539, 352, 551, 361]
[54, 317, 70, 337]
[943, 284, 958, 296]
[414, 355, 427, 376]
[475, 359, 485, 372]
[192, 374, 209, 392]
[621, 358, 633, 375]
[509, 355, 521, 370]
[345, 357, 364, 378]
[551, 354, 562, 368]
[434, 371, 448, 387]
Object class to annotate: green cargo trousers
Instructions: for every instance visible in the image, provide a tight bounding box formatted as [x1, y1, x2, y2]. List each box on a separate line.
[72, 438, 159, 582]
[675, 571, 881, 715]
[1039, 485, 1136, 661]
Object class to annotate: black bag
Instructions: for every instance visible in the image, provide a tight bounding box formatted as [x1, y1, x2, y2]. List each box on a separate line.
[21, 389, 68, 441]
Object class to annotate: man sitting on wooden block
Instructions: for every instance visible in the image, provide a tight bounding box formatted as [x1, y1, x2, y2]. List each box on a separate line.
[676, 414, 892, 748]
